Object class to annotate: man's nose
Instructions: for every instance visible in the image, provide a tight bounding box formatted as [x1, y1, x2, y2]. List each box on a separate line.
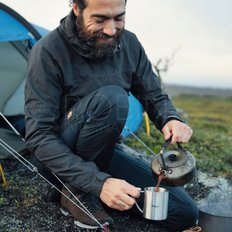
[103, 20, 116, 37]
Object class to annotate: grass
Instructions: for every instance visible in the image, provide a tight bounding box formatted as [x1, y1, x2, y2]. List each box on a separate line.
[125, 95, 232, 178]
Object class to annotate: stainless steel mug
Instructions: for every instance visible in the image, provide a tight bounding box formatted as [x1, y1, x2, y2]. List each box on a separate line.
[135, 187, 169, 220]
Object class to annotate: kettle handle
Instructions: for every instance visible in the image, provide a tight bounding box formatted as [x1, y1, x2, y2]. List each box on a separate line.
[159, 136, 173, 169]
[162, 136, 172, 150]
[177, 142, 183, 150]
[162, 136, 184, 151]
[159, 136, 184, 169]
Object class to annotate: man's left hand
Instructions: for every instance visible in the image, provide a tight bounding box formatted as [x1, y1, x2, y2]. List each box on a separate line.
[162, 120, 193, 144]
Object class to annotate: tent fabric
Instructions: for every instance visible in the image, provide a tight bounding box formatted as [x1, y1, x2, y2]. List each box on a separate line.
[32, 24, 50, 37]
[0, 3, 42, 44]
[121, 94, 143, 137]
[0, 128, 27, 159]
[3, 79, 26, 116]
[0, 9, 34, 42]
[0, 3, 143, 141]
[0, 42, 27, 112]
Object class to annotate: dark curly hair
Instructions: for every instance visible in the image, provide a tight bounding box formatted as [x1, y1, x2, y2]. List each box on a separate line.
[69, 0, 86, 11]
[69, 0, 127, 11]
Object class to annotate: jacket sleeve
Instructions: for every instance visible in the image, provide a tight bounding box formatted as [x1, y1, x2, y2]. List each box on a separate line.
[24, 42, 110, 197]
[131, 41, 183, 131]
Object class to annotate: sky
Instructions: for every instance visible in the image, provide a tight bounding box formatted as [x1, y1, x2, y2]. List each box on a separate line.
[1, 0, 232, 89]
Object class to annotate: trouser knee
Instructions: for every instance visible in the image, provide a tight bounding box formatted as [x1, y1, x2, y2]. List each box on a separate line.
[88, 85, 129, 127]
[167, 193, 199, 230]
[60, 85, 129, 141]
[181, 203, 199, 230]
[60, 85, 129, 169]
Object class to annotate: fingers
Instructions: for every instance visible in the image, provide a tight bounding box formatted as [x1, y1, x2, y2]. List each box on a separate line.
[162, 125, 172, 141]
[110, 180, 139, 211]
[162, 120, 193, 144]
[100, 178, 141, 211]
[172, 123, 193, 143]
[113, 193, 136, 211]
[114, 184, 141, 211]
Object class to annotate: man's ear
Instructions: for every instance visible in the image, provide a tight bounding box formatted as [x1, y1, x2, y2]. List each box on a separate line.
[73, 3, 80, 16]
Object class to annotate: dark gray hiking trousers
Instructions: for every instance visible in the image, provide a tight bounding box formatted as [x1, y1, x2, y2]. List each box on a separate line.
[40, 85, 198, 231]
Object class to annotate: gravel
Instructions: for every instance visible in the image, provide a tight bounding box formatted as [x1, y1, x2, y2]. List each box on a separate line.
[1, 154, 231, 232]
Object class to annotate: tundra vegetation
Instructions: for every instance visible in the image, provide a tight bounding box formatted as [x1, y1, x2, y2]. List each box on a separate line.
[125, 94, 232, 178]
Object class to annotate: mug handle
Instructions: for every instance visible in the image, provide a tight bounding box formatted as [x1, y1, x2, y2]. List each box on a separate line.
[135, 190, 144, 214]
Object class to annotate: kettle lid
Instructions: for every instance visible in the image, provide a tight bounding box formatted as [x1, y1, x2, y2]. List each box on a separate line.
[151, 139, 196, 186]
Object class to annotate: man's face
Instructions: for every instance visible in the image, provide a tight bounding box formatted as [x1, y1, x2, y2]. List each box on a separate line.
[73, 0, 126, 58]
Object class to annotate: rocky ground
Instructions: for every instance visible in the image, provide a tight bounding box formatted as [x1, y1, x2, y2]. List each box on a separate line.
[0, 161, 169, 232]
[1, 153, 231, 232]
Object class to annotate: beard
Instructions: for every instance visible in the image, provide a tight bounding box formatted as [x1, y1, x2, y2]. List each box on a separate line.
[76, 14, 124, 58]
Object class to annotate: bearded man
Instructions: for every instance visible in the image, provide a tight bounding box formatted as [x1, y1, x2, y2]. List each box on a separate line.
[25, 0, 199, 231]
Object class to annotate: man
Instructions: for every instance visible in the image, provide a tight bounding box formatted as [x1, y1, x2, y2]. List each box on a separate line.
[25, 0, 199, 231]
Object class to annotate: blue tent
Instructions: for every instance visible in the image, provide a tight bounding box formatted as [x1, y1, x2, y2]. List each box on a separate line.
[0, 3, 143, 138]
[0, 3, 43, 44]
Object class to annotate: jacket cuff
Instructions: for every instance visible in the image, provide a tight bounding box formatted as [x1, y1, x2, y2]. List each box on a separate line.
[91, 172, 111, 197]
[161, 115, 185, 131]
[165, 115, 185, 124]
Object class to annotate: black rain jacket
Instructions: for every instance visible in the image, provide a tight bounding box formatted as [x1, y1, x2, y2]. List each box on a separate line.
[25, 11, 182, 197]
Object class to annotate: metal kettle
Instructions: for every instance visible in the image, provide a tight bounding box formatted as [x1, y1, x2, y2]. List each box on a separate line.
[152, 137, 196, 186]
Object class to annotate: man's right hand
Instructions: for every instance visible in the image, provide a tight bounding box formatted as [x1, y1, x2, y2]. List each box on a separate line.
[100, 178, 141, 211]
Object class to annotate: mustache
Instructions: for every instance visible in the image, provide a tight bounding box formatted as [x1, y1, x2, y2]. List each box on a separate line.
[96, 33, 115, 39]
[80, 29, 121, 41]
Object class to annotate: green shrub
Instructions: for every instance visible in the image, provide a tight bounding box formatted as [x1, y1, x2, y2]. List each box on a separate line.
[125, 95, 232, 178]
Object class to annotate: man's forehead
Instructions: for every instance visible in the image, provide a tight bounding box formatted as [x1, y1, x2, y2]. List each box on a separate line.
[85, 0, 126, 15]
[86, 0, 126, 5]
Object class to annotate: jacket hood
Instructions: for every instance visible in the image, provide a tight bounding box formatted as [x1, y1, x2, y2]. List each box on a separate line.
[58, 10, 120, 59]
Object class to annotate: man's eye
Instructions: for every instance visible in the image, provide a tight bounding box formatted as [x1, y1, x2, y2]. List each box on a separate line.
[115, 17, 124, 22]
[96, 19, 105, 23]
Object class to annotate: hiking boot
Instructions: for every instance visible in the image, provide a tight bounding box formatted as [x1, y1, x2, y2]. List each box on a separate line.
[183, 225, 202, 232]
[60, 187, 113, 229]
[45, 186, 61, 203]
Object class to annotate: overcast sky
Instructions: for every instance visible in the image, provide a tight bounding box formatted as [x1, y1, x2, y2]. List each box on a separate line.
[2, 0, 232, 89]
